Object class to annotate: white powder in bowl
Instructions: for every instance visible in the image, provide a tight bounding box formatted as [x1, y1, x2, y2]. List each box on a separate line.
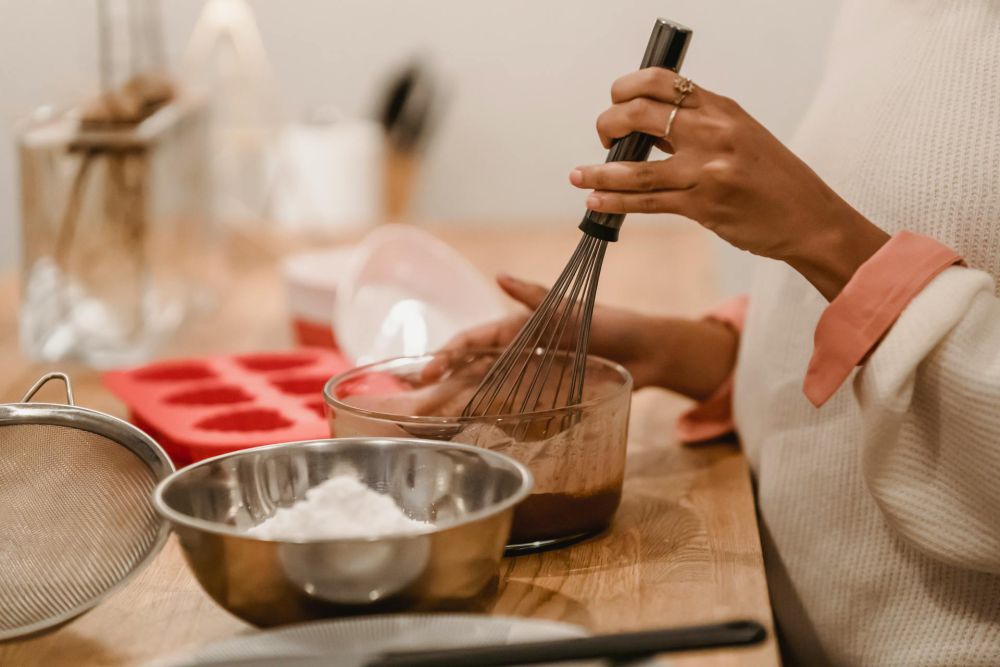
[246, 475, 430, 540]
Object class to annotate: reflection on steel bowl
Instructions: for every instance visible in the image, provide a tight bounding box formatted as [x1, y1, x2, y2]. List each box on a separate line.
[323, 350, 632, 553]
[153, 437, 532, 626]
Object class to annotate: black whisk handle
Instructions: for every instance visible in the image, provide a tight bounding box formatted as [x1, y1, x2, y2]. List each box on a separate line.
[637, 18, 692, 71]
[579, 18, 692, 242]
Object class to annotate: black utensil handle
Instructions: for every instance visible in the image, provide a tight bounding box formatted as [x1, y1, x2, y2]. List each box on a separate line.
[369, 619, 766, 667]
[579, 18, 692, 242]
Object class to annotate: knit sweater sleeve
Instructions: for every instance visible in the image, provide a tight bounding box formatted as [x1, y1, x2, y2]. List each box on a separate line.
[855, 264, 1000, 574]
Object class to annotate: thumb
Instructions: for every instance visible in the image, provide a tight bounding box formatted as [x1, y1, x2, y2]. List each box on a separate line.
[496, 274, 549, 309]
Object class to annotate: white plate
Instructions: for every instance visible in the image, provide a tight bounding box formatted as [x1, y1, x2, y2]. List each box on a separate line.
[154, 613, 663, 667]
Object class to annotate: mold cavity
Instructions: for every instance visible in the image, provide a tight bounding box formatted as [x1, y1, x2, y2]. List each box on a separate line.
[195, 409, 293, 432]
[133, 362, 215, 382]
[271, 376, 328, 396]
[305, 401, 327, 418]
[334, 376, 364, 400]
[165, 385, 253, 406]
[334, 373, 408, 400]
[235, 353, 314, 372]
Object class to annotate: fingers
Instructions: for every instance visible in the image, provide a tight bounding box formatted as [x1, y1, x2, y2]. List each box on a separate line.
[434, 275, 545, 357]
[422, 275, 543, 383]
[595, 98, 693, 149]
[585, 189, 689, 215]
[569, 157, 697, 192]
[444, 320, 516, 352]
[496, 273, 548, 308]
[420, 354, 451, 383]
[610, 68, 707, 107]
[420, 314, 526, 383]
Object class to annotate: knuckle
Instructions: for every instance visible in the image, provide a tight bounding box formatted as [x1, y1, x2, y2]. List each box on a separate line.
[638, 195, 660, 213]
[634, 165, 657, 191]
[716, 95, 744, 114]
[610, 75, 628, 102]
[703, 159, 737, 189]
[595, 112, 610, 137]
[658, 68, 679, 89]
[626, 97, 649, 123]
[704, 115, 738, 151]
[642, 67, 665, 92]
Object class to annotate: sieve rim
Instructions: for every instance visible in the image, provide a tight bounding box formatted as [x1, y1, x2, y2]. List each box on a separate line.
[0, 399, 175, 641]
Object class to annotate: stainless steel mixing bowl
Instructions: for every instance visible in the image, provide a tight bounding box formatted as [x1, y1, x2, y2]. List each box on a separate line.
[153, 437, 532, 627]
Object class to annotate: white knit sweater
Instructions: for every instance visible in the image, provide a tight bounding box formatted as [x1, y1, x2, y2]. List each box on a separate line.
[734, 1, 1000, 665]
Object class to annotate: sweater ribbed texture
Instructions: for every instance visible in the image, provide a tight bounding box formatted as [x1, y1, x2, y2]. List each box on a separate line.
[734, 1, 1000, 664]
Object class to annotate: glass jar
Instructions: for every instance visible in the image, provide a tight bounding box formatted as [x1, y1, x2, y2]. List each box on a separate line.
[323, 350, 632, 553]
[18, 99, 210, 367]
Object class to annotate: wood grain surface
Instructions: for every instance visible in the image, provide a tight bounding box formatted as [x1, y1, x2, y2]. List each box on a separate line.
[0, 221, 778, 666]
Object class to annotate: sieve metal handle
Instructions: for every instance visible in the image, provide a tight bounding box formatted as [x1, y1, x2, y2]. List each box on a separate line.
[22, 372, 76, 405]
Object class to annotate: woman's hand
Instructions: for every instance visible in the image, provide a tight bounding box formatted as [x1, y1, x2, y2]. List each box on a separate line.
[423, 274, 739, 401]
[572, 69, 890, 300]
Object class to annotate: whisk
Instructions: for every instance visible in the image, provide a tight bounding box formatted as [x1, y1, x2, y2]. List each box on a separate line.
[463, 19, 692, 418]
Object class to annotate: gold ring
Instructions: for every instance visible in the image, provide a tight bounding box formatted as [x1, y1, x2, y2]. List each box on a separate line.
[673, 75, 695, 106]
[664, 105, 681, 141]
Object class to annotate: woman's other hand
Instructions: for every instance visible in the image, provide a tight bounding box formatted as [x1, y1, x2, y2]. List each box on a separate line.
[572, 69, 890, 300]
[423, 274, 738, 401]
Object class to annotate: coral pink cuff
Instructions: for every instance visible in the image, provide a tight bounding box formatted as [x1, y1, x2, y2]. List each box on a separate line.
[804, 231, 964, 407]
[675, 294, 748, 444]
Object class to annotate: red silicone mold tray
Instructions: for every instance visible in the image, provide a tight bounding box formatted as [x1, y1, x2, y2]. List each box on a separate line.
[103, 349, 350, 466]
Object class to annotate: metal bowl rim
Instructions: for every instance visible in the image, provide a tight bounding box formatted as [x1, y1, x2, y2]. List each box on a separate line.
[152, 436, 534, 544]
[322, 349, 633, 424]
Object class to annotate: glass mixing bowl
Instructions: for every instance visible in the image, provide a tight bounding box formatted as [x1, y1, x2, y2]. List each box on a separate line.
[323, 350, 632, 553]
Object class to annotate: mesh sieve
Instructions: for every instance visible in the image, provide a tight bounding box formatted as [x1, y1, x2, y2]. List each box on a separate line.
[0, 373, 173, 641]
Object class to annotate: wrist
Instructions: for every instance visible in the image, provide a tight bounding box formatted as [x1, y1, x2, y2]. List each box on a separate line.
[788, 206, 890, 301]
[647, 316, 739, 401]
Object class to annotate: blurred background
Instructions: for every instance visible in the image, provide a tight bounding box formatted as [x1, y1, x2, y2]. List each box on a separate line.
[1, 0, 848, 371]
[0, 0, 841, 285]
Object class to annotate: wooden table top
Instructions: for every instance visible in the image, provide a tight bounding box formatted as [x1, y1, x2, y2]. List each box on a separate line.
[0, 222, 778, 666]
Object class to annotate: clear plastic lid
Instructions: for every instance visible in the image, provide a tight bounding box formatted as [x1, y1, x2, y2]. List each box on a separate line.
[334, 225, 506, 364]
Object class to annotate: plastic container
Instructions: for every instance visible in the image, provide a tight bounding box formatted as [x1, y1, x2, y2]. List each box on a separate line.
[281, 247, 354, 349]
[104, 349, 349, 465]
[334, 225, 506, 364]
[281, 227, 506, 360]
[323, 350, 632, 553]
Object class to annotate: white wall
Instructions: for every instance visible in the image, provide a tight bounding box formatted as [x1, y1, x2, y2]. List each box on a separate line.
[0, 0, 842, 286]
